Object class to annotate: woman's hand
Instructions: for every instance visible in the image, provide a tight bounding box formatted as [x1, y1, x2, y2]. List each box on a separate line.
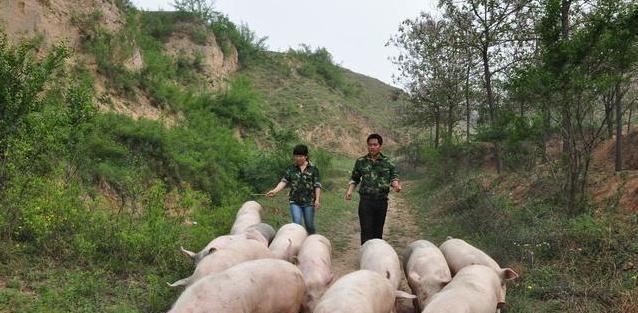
[314, 199, 321, 210]
[266, 190, 276, 198]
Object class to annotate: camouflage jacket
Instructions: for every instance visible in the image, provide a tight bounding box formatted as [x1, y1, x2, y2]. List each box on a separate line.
[282, 162, 321, 205]
[349, 153, 398, 199]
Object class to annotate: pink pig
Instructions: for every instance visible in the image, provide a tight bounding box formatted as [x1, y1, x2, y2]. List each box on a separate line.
[168, 259, 304, 313]
[296, 234, 334, 313]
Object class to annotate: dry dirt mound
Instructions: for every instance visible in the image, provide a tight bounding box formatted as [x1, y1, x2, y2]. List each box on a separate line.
[593, 129, 638, 171]
[163, 23, 239, 90]
[590, 130, 638, 212]
[0, 2, 241, 123]
[0, 0, 122, 48]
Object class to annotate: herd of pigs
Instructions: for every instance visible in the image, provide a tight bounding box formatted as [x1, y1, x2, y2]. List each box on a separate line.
[167, 201, 519, 313]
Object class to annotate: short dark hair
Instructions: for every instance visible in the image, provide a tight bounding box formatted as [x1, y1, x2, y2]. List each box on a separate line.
[367, 133, 383, 145]
[293, 144, 309, 156]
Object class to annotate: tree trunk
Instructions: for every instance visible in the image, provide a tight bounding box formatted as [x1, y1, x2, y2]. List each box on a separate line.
[481, 44, 502, 173]
[561, 0, 571, 39]
[447, 98, 454, 145]
[465, 63, 471, 142]
[562, 105, 578, 212]
[615, 82, 623, 172]
[628, 105, 633, 134]
[560, 0, 572, 154]
[604, 92, 614, 139]
[542, 104, 551, 162]
[434, 108, 441, 149]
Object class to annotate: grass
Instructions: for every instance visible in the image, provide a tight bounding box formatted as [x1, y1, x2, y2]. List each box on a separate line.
[402, 165, 638, 313]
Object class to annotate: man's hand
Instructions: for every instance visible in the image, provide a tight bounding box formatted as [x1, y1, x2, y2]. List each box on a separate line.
[266, 190, 276, 198]
[314, 200, 321, 210]
[391, 181, 402, 193]
[344, 190, 353, 201]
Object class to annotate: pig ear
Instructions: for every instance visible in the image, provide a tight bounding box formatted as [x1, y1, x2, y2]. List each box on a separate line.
[180, 246, 196, 259]
[501, 268, 519, 280]
[408, 271, 421, 283]
[395, 290, 417, 299]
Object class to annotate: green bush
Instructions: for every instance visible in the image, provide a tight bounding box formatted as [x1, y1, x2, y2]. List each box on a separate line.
[287, 45, 361, 98]
[204, 75, 265, 127]
[210, 15, 267, 65]
[475, 112, 543, 170]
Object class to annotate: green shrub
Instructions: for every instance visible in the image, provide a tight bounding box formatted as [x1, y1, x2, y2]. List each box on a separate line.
[205, 75, 265, 127]
[190, 27, 210, 45]
[287, 45, 361, 97]
[210, 16, 267, 65]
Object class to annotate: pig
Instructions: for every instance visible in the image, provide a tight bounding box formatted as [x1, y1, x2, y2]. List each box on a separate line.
[168, 239, 275, 287]
[179, 227, 269, 265]
[313, 270, 415, 313]
[402, 240, 452, 312]
[269, 223, 308, 262]
[296, 234, 334, 313]
[245, 222, 276, 243]
[439, 237, 519, 310]
[168, 259, 305, 313]
[422, 264, 511, 313]
[360, 239, 402, 290]
[229, 200, 262, 235]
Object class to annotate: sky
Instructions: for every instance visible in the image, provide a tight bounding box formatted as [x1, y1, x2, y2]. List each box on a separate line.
[130, 0, 438, 87]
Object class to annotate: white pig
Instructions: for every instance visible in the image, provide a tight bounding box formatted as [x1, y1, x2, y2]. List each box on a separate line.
[297, 234, 334, 313]
[230, 200, 262, 235]
[179, 228, 269, 265]
[313, 270, 415, 313]
[422, 264, 511, 313]
[402, 240, 452, 312]
[269, 223, 308, 262]
[168, 239, 274, 287]
[245, 222, 276, 243]
[360, 239, 402, 290]
[439, 237, 519, 309]
[168, 259, 305, 313]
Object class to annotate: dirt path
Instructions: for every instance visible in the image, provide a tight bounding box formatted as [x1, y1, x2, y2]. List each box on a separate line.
[331, 187, 423, 313]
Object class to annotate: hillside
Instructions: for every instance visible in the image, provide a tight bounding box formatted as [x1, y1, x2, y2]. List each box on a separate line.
[0, 0, 403, 155]
[241, 51, 406, 155]
[0, 2, 411, 312]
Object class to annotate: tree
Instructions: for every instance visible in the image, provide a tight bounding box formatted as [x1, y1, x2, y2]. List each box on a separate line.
[390, 13, 474, 148]
[172, 0, 219, 23]
[0, 33, 69, 191]
[439, 0, 539, 172]
[533, 0, 638, 211]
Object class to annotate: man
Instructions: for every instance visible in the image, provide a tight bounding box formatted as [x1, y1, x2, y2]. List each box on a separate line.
[345, 133, 402, 244]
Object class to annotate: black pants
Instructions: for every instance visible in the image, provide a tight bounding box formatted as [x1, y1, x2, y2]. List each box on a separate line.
[358, 195, 388, 245]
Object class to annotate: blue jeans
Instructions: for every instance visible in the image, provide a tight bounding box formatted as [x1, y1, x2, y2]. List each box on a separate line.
[290, 202, 316, 234]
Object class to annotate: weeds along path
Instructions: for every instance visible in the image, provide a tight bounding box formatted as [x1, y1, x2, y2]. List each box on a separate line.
[330, 184, 424, 313]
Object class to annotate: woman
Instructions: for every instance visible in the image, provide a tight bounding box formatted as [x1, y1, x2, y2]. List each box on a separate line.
[266, 144, 321, 234]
